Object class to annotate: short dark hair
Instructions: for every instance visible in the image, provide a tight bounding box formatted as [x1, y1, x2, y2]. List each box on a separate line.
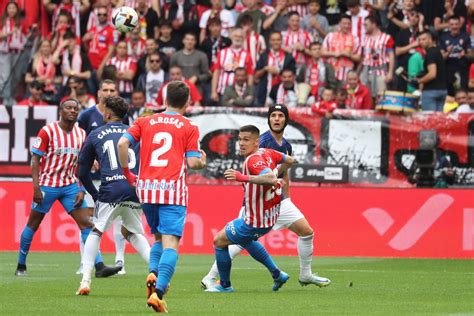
[240, 125, 260, 136]
[102, 65, 117, 81]
[158, 18, 172, 28]
[418, 30, 433, 39]
[347, 0, 361, 8]
[365, 15, 380, 27]
[76, 86, 87, 96]
[132, 89, 145, 96]
[104, 95, 129, 119]
[281, 68, 296, 75]
[238, 14, 254, 26]
[208, 17, 221, 26]
[288, 11, 300, 18]
[99, 79, 117, 90]
[310, 41, 321, 49]
[166, 81, 189, 108]
[448, 15, 460, 21]
[184, 32, 197, 40]
[269, 31, 282, 38]
[340, 14, 351, 22]
[235, 67, 247, 74]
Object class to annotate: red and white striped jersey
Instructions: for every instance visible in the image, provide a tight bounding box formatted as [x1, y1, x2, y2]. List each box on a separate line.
[125, 37, 147, 60]
[322, 31, 361, 81]
[52, 2, 81, 35]
[243, 31, 266, 68]
[86, 7, 114, 31]
[362, 32, 394, 76]
[287, 4, 307, 17]
[281, 28, 312, 66]
[107, 56, 137, 93]
[265, 49, 286, 99]
[126, 112, 201, 206]
[242, 148, 285, 228]
[347, 8, 369, 42]
[31, 122, 86, 187]
[213, 47, 254, 95]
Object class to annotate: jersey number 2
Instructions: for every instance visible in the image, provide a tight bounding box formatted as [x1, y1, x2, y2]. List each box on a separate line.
[150, 132, 172, 167]
[103, 140, 136, 169]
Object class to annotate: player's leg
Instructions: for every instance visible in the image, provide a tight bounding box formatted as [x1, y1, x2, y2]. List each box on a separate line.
[80, 190, 95, 275]
[113, 217, 127, 274]
[15, 185, 58, 276]
[119, 202, 150, 263]
[142, 203, 162, 298]
[201, 244, 243, 289]
[206, 227, 234, 292]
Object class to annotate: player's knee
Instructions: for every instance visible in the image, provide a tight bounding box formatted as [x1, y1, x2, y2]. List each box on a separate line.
[213, 235, 224, 248]
[92, 227, 103, 236]
[121, 226, 131, 240]
[300, 226, 314, 237]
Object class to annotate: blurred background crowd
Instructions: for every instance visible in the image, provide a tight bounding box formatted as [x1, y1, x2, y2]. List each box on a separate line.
[1, 0, 474, 115]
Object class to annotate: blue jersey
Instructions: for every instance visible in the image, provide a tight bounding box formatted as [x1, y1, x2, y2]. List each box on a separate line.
[259, 130, 293, 156]
[78, 122, 139, 203]
[78, 105, 104, 136]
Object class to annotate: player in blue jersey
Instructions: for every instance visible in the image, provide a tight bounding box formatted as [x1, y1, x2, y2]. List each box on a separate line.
[76, 96, 151, 295]
[202, 104, 331, 289]
[77, 79, 129, 274]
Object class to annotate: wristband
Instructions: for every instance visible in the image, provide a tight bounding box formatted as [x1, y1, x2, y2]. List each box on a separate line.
[122, 167, 137, 186]
[235, 171, 250, 183]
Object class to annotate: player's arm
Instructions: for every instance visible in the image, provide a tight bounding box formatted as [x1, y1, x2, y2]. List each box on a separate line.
[118, 135, 137, 186]
[186, 125, 207, 170]
[31, 154, 43, 205]
[187, 150, 207, 170]
[224, 168, 279, 186]
[277, 155, 296, 176]
[78, 139, 98, 201]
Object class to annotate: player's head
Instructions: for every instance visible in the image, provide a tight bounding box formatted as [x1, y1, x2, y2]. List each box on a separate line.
[103, 95, 129, 121]
[238, 125, 260, 157]
[98, 79, 118, 104]
[268, 104, 289, 134]
[59, 98, 80, 123]
[166, 81, 190, 110]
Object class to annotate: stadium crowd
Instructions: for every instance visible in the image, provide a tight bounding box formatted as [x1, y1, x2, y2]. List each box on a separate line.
[1, 0, 474, 114]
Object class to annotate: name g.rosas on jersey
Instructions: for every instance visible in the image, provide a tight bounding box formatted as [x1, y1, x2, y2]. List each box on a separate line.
[150, 116, 184, 129]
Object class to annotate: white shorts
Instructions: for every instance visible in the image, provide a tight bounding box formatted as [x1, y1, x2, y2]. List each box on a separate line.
[94, 201, 144, 234]
[237, 198, 305, 231]
[84, 180, 101, 208]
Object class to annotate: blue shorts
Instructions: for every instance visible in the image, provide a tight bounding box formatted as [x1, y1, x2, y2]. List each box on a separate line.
[225, 218, 272, 246]
[31, 183, 87, 214]
[142, 203, 187, 237]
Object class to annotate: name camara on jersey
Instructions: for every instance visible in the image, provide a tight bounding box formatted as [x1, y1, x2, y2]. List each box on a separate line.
[96, 126, 128, 139]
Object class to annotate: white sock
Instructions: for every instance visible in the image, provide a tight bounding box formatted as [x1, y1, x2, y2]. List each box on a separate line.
[298, 233, 314, 278]
[207, 244, 244, 279]
[79, 233, 84, 263]
[128, 233, 151, 263]
[113, 219, 126, 263]
[81, 232, 101, 282]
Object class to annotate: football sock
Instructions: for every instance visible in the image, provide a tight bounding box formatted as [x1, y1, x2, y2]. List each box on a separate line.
[215, 246, 232, 288]
[127, 233, 151, 263]
[156, 248, 178, 296]
[298, 233, 314, 278]
[79, 232, 84, 262]
[18, 225, 35, 265]
[207, 244, 243, 279]
[149, 241, 163, 275]
[81, 231, 101, 282]
[113, 219, 126, 264]
[80, 228, 104, 265]
[244, 241, 280, 278]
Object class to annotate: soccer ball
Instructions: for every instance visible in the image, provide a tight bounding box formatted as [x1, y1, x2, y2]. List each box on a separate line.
[112, 6, 138, 33]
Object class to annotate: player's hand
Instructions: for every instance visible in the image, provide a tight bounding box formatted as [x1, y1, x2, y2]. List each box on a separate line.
[224, 169, 237, 180]
[73, 191, 85, 208]
[199, 150, 207, 167]
[211, 92, 219, 102]
[92, 160, 100, 172]
[33, 187, 43, 205]
[122, 167, 137, 187]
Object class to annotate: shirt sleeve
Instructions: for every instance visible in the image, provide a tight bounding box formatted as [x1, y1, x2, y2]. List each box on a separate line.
[31, 127, 50, 156]
[245, 53, 254, 75]
[185, 124, 201, 157]
[78, 137, 99, 200]
[386, 36, 395, 50]
[129, 60, 137, 72]
[199, 11, 209, 29]
[247, 155, 271, 175]
[125, 118, 143, 143]
[269, 148, 285, 164]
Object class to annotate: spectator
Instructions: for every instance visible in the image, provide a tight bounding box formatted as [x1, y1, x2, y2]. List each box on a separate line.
[407, 45, 424, 93]
[59, 76, 86, 101]
[136, 52, 167, 105]
[416, 31, 447, 111]
[25, 39, 62, 101]
[86, 0, 114, 33]
[50, 10, 73, 51]
[360, 15, 395, 98]
[128, 89, 147, 123]
[255, 31, 296, 107]
[156, 66, 202, 107]
[134, 0, 160, 40]
[43, 0, 88, 36]
[344, 70, 372, 109]
[440, 16, 472, 96]
[335, 86, 348, 108]
[287, 1, 309, 17]
[263, 0, 291, 33]
[434, 0, 466, 33]
[211, 28, 254, 103]
[200, 17, 232, 69]
[456, 89, 474, 113]
[301, 0, 329, 43]
[281, 11, 312, 70]
[444, 88, 466, 112]
[394, 10, 423, 92]
[163, 0, 199, 41]
[321, 0, 347, 27]
[269, 68, 306, 107]
[387, 0, 418, 38]
[0, 1, 29, 106]
[105, 40, 137, 100]
[59, 30, 92, 86]
[322, 14, 361, 82]
[17, 80, 48, 106]
[311, 87, 337, 118]
[237, 0, 267, 33]
[297, 42, 337, 103]
[76, 86, 96, 110]
[157, 19, 182, 68]
[240, 14, 266, 68]
[82, 5, 117, 72]
[222, 67, 255, 107]
[346, 0, 369, 42]
[199, 0, 236, 43]
[125, 27, 147, 61]
[137, 38, 167, 78]
[170, 32, 210, 94]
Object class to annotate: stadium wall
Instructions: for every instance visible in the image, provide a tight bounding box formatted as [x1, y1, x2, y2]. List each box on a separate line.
[1, 181, 473, 259]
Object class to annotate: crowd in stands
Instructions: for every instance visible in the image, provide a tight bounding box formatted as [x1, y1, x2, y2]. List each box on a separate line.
[1, 0, 474, 115]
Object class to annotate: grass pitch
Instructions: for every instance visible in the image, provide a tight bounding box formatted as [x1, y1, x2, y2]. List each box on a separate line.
[0, 252, 473, 315]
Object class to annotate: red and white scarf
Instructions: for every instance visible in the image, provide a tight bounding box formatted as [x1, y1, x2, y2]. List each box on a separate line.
[305, 59, 326, 96]
[0, 18, 25, 52]
[61, 45, 82, 84]
[36, 55, 56, 91]
[276, 84, 297, 107]
[235, 83, 247, 99]
[283, 29, 307, 64]
[266, 49, 285, 98]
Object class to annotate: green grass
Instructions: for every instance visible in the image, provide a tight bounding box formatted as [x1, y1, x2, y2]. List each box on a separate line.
[0, 252, 473, 315]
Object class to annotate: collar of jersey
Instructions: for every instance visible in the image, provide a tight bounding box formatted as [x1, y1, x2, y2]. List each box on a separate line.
[163, 111, 178, 115]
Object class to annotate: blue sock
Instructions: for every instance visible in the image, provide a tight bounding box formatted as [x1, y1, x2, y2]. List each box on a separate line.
[244, 241, 280, 278]
[81, 228, 103, 264]
[155, 248, 178, 296]
[215, 246, 232, 288]
[149, 241, 163, 275]
[18, 226, 35, 265]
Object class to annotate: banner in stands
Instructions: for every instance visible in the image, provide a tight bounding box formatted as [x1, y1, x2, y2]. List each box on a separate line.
[0, 182, 472, 258]
[0, 105, 473, 187]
